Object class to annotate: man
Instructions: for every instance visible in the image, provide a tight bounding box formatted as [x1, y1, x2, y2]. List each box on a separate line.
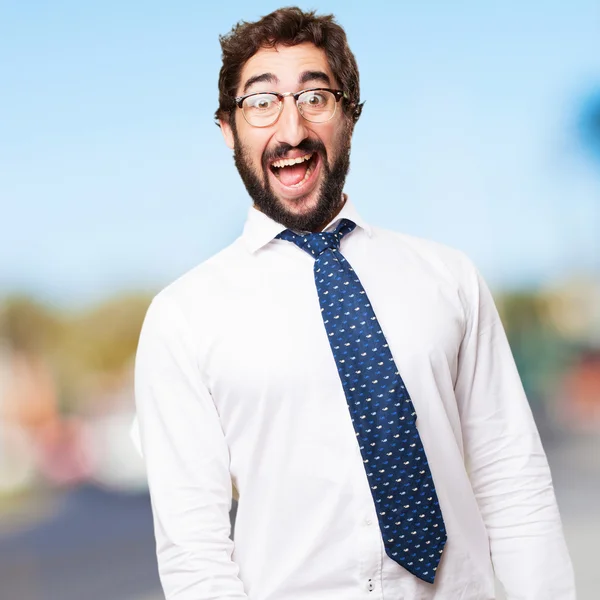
[134, 7, 575, 599]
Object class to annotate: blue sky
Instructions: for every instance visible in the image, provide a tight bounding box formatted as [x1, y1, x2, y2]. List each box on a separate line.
[1, 1, 599, 306]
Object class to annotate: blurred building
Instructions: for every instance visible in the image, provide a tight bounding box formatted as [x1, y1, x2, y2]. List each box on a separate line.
[545, 278, 600, 431]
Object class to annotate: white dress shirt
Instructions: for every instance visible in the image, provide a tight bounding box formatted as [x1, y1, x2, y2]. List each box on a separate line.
[134, 198, 575, 600]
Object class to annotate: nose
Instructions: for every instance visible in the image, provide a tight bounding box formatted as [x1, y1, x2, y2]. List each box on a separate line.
[274, 96, 309, 148]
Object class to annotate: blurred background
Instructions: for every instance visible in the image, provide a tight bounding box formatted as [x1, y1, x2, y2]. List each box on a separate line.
[1, 1, 599, 598]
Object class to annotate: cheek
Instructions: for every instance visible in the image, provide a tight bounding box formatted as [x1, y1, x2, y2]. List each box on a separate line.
[240, 134, 272, 169]
[324, 121, 350, 162]
[234, 116, 271, 164]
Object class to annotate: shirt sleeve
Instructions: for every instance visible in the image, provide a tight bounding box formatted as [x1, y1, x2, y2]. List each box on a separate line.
[134, 293, 248, 600]
[453, 260, 576, 600]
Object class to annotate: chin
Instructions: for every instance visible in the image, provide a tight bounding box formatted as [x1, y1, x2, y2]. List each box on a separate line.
[276, 189, 322, 214]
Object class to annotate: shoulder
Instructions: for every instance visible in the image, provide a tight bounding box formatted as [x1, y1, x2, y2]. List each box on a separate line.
[369, 225, 480, 289]
[364, 225, 490, 322]
[144, 237, 248, 327]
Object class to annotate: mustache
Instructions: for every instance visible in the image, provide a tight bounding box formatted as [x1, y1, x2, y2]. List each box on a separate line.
[262, 139, 326, 169]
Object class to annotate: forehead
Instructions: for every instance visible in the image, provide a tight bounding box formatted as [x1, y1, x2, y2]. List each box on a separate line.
[239, 42, 334, 92]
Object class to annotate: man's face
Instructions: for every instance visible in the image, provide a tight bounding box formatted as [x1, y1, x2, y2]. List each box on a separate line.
[220, 42, 353, 232]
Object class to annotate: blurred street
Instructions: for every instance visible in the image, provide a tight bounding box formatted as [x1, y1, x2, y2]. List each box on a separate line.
[542, 432, 600, 599]
[0, 486, 161, 600]
[0, 429, 597, 600]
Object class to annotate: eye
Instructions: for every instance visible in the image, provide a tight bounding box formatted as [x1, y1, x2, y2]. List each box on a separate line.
[245, 94, 277, 111]
[305, 92, 326, 106]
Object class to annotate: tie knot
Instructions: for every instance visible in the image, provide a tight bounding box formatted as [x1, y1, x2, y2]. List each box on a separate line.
[277, 218, 357, 258]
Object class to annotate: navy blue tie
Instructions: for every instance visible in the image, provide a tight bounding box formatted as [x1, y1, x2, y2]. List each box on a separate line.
[276, 218, 446, 583]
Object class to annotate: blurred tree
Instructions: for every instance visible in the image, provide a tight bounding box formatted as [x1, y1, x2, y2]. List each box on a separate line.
[0, 293, 152, 413]
[578, 88, 600, 163]
[0, 296, 61, 353]
[497, 291, 572, 416]
[55, 293, 152, 412]
[67, 294, 151, 374]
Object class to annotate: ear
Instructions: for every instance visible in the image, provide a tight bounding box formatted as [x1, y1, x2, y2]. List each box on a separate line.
[219, 118, 235, 150]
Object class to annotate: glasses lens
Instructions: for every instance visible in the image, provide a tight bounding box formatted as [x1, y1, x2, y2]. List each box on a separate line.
[297, 90, 337, 122]
[242, 93, 281, 126]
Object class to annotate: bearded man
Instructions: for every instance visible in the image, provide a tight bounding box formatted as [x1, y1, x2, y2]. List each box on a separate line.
[134, 7, 575, 600]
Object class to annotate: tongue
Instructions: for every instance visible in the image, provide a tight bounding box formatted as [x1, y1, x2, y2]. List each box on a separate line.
[278, 162, 308, 187]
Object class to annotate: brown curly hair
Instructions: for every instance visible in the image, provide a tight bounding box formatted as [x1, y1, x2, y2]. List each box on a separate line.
[215, 7, 364, 125]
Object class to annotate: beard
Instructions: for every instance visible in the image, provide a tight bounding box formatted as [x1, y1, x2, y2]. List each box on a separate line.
[231, 122, 352, 232]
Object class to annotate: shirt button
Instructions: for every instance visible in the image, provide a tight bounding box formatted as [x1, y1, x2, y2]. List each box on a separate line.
[367, 579, 374, 591]
[365, 517, 373, 525]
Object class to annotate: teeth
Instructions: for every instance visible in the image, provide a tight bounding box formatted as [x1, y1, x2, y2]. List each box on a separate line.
[271, 153, 312, 168]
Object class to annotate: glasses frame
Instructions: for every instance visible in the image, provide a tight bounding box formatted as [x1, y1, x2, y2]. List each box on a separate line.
[234, 87, 346, 128]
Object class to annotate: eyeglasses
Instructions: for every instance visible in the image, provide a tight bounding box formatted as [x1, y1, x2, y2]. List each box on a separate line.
[234, 88, 346, 128]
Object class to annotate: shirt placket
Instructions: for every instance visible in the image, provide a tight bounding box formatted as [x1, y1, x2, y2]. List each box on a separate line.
[354, 443, 385, 599]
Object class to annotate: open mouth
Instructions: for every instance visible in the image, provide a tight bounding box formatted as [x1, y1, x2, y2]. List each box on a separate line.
[269, 152, 318, 189]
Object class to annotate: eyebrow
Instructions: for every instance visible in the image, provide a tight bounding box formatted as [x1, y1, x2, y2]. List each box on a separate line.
[242, 70, 332, 94]
[298, 70, 331, 86]
[243, 73, 279, 94]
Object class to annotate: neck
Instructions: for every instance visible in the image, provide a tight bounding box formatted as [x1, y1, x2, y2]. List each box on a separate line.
[313, 194, 347, 232]
[252, 193, 348, 233]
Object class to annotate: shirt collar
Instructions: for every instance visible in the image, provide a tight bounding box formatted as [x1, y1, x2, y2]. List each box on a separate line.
[241, 196, 373, 254]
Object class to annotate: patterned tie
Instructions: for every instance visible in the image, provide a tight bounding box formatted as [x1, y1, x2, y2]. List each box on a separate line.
[276, 218, 446, 583]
